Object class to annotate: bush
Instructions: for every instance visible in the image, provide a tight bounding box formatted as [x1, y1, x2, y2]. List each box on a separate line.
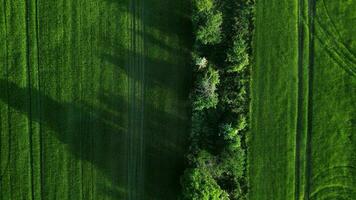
[220, 75, 249, 114]
[193, 0, 214, 13]
[220, 123, 239, 141]
[194, 150, 216, 168]
[235, 116, 247, 134]
[196, 12, 223, 45]
[193, 66, 220, 111]
[194, 55, 208, 70]
[181, 168, 229, 200]
[219, 148, 245, 179]
[192, 0, 223, 45]
[226, 36, 249, 73]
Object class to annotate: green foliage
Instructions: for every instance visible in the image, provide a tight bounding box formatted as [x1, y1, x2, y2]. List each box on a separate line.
[196, 12, 223, 45]
[194, 56, 208, 69]
[226, 36, 249, 73]
[220, 75, 249, 114]
[183, 0, 254, 199]
[192, 0, 223, 45]
[193, 66, 220, 111]
[194, 150, 216, 168]
[220, 123, 239, 141]
[236, 116, 247, 133]
[193, 0, 214, 12]
[219, 148, 245, 179]
[181, 168, 229, 200]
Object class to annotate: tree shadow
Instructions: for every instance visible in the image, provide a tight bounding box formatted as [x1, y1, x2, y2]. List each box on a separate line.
[98, 0, 193, 198]
[100, 52, 192, 199]
[104, 0, 192, 42]
[99, 90, 191, 199]
[0, 79, 129, 197]
[101, 43, 190, 96]
[0, 0, 192, 198]
[0, 78, 190, 199]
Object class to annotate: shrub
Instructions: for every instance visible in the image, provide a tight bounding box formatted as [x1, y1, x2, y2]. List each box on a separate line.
[181, 168, 230, 200]
[226, 36, 249, 73]
[196, 12, 223, 45]
[193, 0, 214, 13]
[220, 76, 249, 114]
[235, 116, 247, 134]
[192, 0, 222, 45]
[193, 66, 220, 111]
[194, 150, 216, 168]
[219, 148, 245, 179]
[194, 56, 208, 70]
[220, 123, 239, 141]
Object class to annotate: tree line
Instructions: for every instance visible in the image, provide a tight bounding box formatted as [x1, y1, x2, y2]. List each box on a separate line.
[181, 0, 254, 199]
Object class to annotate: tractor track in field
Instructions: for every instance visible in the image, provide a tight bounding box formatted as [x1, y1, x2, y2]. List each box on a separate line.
[314, 20, 356, 76]
[314, 0, 356, 77]
[295, 0, 304, 197]
[295, 0, 315, 199]
[305, 0, 315, 198]
[127, 0, 145, 199]
[35, 0, 44, 199]
[24, 1, 36, 199]
[295, 0, 306, 198]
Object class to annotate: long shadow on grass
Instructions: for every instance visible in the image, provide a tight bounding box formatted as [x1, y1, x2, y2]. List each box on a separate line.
[99, 0, 192, 198]
[99, 36, 192, 199]
[0, 79, 189, 199]
[102, 44, 191, 95]
[104, 0, 191, 42]
[0, 79, 129, 197]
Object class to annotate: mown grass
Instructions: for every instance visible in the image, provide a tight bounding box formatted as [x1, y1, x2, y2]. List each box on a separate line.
[0, 0, 191, 199]
[249, 0, 299, 199]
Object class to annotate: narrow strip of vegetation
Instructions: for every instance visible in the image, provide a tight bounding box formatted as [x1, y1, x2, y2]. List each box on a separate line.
[180, 0, 255, 199]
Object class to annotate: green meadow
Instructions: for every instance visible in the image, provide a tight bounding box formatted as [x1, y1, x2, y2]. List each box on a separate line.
[1, 0, 355, 199]
[250, 0, 356, 199]
[0, 0, 191, 199]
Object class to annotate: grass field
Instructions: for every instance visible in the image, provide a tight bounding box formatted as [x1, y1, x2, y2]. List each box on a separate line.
[250, 0, 356, 199]
[310, 0, 356, 199]
[0, 0, 191, 199]
[249, 0, 299, 199]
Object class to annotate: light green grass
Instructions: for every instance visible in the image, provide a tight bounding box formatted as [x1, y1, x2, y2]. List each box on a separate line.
[0, 0, 191, 199]
[249, 0, 299, 199]
[309, 0, 356, 199]
[250, 0, 356, 199]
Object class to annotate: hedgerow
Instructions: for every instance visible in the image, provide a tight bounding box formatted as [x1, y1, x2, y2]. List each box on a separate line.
[181, 0, 254, 199]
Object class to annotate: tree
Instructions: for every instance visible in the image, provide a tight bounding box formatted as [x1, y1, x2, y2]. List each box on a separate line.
[193, 66, 220, 111]
[219, 148, 245, 179]
[183, 0, 254, 199]
[194, 56, 208, 70]
[181, 168, 229, 200]
[220, 75, 249, 114]
[226, 36, 249, 73]
[220, 123, 239, 141]
[196, 12, 223, 45]
[192, 0, 222, 45]
[193, 0, 214, 12]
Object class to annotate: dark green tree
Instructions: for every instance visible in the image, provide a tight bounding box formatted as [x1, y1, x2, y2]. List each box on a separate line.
[193, 66, 220, 111]
[181, 168, 229, 200]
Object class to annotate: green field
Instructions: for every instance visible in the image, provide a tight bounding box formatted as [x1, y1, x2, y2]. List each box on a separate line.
[1, 0, 355, 199]
[250, 0, 356, 199]
[0, 0, 191, 199]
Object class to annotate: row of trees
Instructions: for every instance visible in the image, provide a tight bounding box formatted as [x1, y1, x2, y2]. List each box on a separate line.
[181, 0, 254, 199]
